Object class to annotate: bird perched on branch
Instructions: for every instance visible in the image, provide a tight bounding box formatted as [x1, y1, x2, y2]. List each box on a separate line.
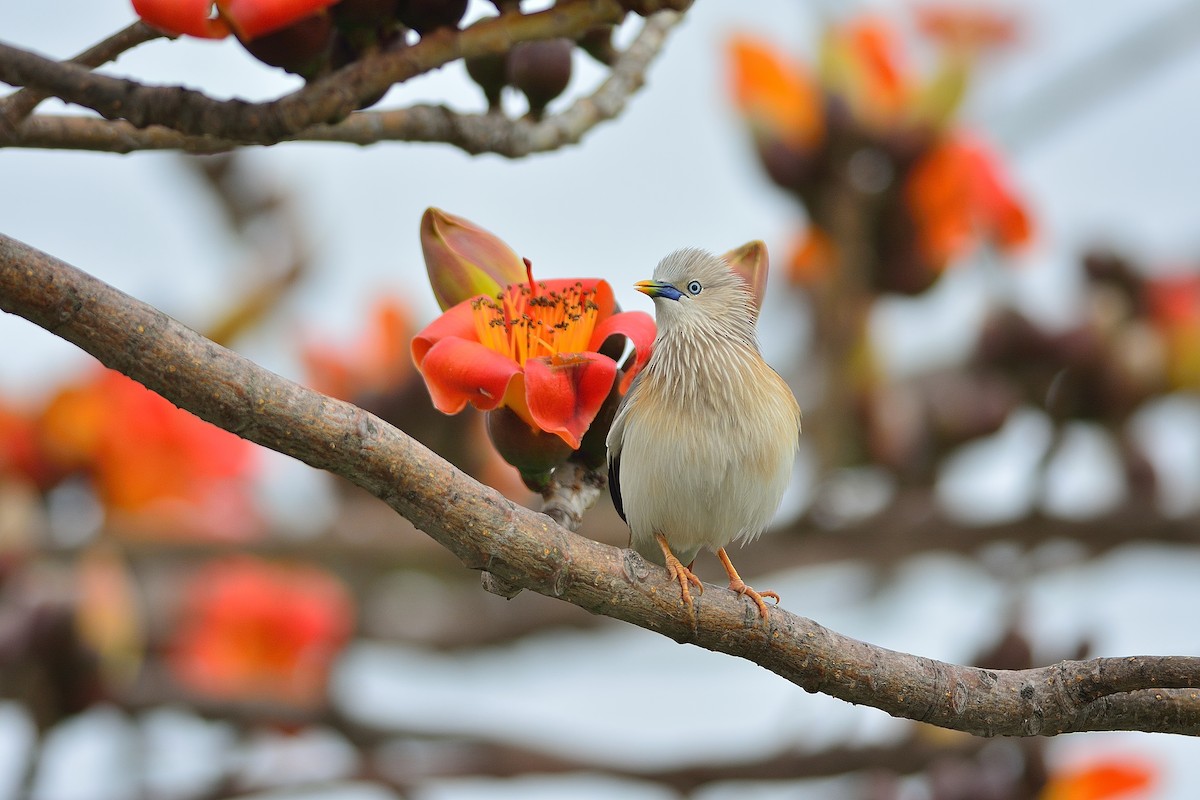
[607, 248, 801, 618]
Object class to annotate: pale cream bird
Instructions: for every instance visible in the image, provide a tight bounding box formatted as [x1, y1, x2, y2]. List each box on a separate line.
[606, 248, 801, 618]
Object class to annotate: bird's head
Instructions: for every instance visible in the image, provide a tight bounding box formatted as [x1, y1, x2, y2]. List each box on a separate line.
[635, 248, 758, 344]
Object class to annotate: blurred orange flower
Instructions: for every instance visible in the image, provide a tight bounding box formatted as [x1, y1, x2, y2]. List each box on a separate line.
[728, 13, 1031, 290]
[728, 34, 824, 150]
[905, 136, 1032, 269]
[37, 368, 257, 538]
[169, 557, 354, 707]
[1040, 757, 1156, 800]
[303, 296, 415, 402]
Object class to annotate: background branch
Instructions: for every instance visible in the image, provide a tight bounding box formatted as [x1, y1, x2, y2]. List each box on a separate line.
[0, 21, 161, 134]
[0, 11, 681, 155]
[2, 232, 1199, 737]
[0, 0, 663, 146]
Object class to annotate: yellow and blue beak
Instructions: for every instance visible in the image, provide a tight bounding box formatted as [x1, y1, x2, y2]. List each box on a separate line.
[635, 280, 683, 301]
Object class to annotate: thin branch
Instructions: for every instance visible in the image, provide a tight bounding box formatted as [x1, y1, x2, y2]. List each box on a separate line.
[0, 11, 681, 154]
[1, 232, 1199, 737]
[0, 21, 161, 133]
[0, 0, 668, 146]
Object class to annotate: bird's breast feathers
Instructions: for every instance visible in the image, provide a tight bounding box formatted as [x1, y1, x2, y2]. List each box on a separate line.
[609, 352, 799, 557]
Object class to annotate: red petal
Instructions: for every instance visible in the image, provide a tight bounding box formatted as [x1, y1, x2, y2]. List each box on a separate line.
[589, 311, 656, 393]
[524, 353, 618, 449]
[411, 299, 483, 370]
[218, 0, 338, 40]
[133, 0, 230, 38]
[417, 338, 521, 414]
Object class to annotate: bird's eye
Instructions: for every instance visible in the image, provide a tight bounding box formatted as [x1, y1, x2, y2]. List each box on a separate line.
[686, 280, 702, 295]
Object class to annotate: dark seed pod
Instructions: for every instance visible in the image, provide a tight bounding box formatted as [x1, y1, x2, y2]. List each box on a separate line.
[466, 53, 509, 111]
[507, 38, 573, 118]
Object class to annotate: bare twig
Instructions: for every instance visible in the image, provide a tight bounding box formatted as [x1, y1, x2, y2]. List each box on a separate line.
[0, 0, 664, 146]
[1, 232, 1199, 737]
[0, 11, 682, 154]
[0, 21, 161, 133]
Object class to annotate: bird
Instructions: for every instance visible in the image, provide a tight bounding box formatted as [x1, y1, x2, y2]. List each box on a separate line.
[606, 248, 801, 618]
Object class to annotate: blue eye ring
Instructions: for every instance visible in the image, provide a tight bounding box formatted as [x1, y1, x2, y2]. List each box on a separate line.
[686, 280, 702, 295]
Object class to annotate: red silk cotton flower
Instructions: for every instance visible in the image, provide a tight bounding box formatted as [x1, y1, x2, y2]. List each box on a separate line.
[413, 261, 655, 454]
[132, 0, 338, 40]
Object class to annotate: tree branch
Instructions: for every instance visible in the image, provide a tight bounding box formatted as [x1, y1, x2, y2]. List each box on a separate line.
[2, 232, 1199, 737]
[0, 21, 162, 134]
[0, 0, 664, 146]
[0, 10, 681, 155]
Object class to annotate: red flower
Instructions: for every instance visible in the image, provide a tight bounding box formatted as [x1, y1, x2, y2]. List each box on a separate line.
[132, 0, 338, 40]
[38, 369, 257, 538]
[169, 557, 353, 707]
[413, 260, 655, 451]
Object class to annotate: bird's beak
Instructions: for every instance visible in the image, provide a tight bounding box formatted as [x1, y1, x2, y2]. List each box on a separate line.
[635, 280, 683, 301]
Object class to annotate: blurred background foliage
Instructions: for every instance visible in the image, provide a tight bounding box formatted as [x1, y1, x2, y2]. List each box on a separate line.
[1, 0, 1199, 798]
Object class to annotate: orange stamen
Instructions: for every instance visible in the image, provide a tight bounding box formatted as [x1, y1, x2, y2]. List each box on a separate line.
[471, 269, 601, 364]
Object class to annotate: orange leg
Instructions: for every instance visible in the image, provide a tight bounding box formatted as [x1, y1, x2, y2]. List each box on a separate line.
[656, 533, 704, 609]
[716, 547, 779, 619]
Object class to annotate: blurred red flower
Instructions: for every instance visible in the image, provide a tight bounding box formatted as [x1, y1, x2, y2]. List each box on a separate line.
[169, 557, 354, 707]
[1145, 272, 1200, 390]
[303, 295, 415, 402]
[905, 135, 1032, 269]
[131, 0, 338, 40]
[37, 368, 258, 538]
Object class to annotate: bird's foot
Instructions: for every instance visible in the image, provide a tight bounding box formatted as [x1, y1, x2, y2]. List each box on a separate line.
[655, 533, 703, 610]
[717, 547, 779, 619]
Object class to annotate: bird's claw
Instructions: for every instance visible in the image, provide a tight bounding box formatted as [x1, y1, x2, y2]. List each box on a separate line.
[666, 558, 704, 609]
[717, 547, 779, 620]
[655, 533, 703, 610]
[728, 578, 779, 619]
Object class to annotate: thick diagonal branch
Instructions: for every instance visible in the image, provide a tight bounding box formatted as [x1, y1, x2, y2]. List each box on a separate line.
[1, 232, 1198, 737]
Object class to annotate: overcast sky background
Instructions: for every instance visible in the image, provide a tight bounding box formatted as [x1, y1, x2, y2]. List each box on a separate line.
[3, 1, 1200, 797]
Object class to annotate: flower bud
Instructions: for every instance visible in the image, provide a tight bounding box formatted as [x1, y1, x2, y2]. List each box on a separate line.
[722, 240, 768, 321]
[466, 53, 509, 112]
[420, 208, 528, 310]
[507, 39, 573, 118]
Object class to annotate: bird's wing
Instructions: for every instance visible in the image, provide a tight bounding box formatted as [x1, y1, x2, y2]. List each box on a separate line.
[608, 449, 625, 523]
[606, 380, 638, 524]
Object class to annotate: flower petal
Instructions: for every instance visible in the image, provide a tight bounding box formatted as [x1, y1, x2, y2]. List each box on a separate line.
[589, 311, 655, 393]
[411, 298, 482, 369]
[417, 337, 522, 414]
[132, 0, 230, 38]
[728, 33, 823, 150]
[524, 353, 618, 449]
[722, 240, 769, 321]
[421, 208, 528, 311]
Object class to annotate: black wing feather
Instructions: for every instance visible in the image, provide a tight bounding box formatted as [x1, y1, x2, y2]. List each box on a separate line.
[608, 451, 626, 523]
